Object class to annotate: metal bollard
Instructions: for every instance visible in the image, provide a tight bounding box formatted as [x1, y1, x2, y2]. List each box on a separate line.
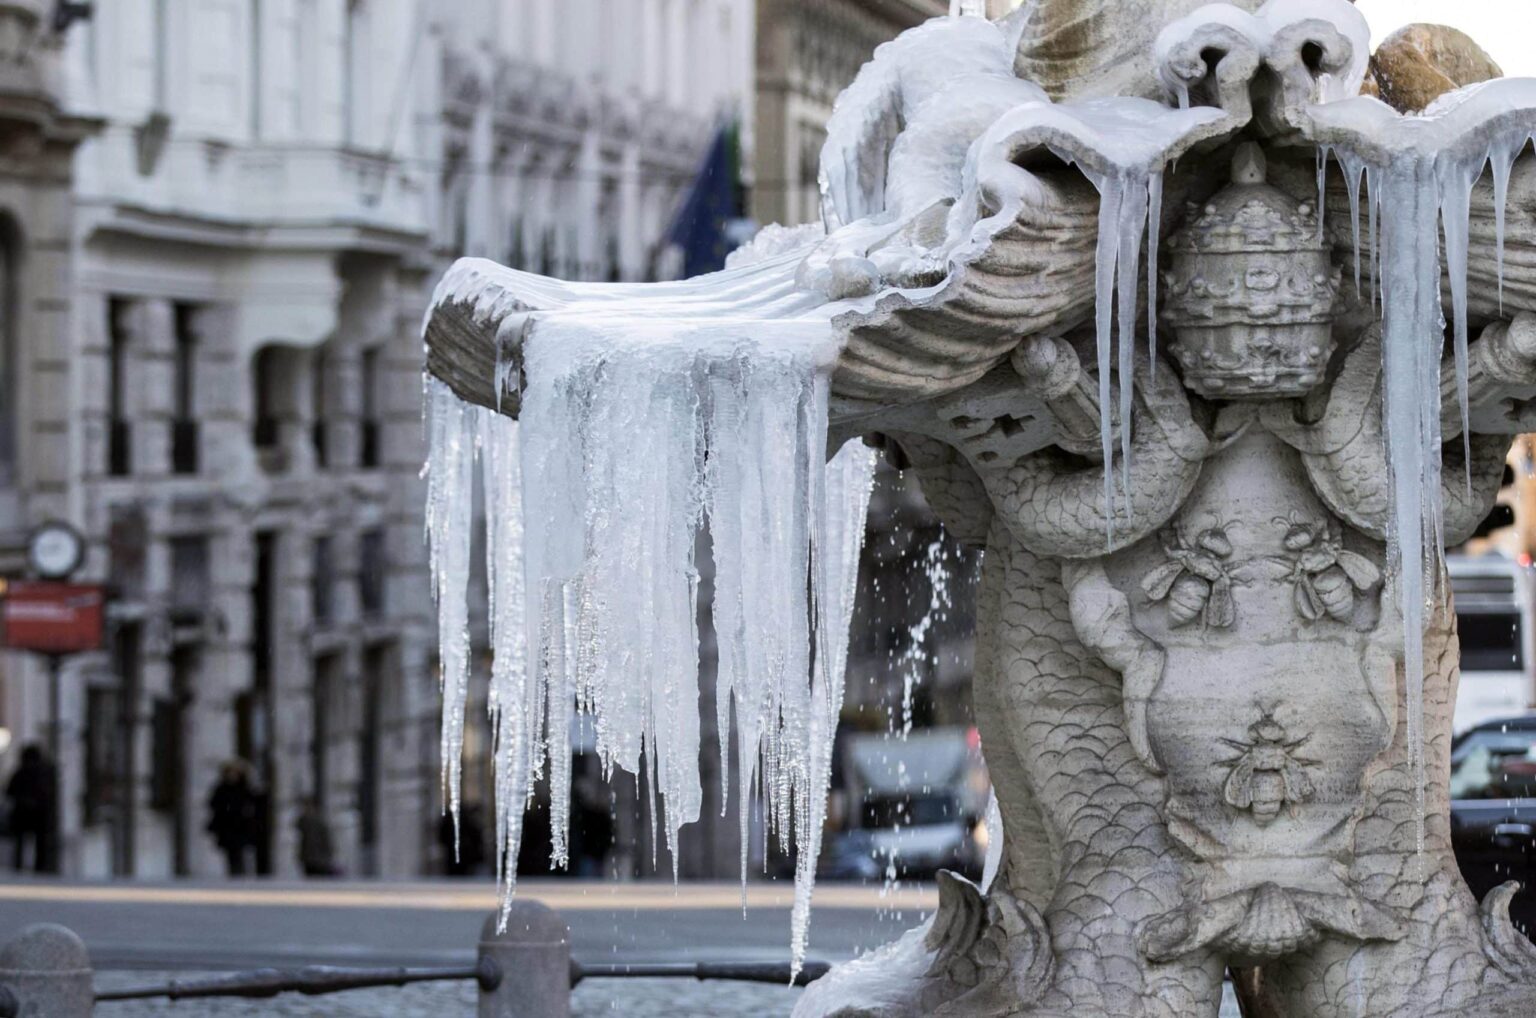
[477, 902, 572, 1018]
[0, 923, 94, 1017]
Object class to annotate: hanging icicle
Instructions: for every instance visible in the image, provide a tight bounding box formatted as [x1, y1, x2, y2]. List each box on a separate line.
[1303, 80, 1536, 855]
[426, 308, 876, 977]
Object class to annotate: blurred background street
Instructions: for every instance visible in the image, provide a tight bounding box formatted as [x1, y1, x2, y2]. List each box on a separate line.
[0, 878, 930, 970]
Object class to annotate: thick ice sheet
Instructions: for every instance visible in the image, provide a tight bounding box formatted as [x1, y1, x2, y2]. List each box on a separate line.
[425, 283, 876, 972]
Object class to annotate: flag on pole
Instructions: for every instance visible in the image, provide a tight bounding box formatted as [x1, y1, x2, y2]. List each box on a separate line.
[666, 121, 747, 279]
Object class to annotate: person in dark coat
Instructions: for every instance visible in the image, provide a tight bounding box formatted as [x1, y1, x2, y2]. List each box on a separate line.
[296, 797, 338, 877]
[207, 761, 258, 876]
[5, 744, 58, 873]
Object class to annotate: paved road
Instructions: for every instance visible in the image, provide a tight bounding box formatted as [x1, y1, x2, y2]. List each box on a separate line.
[0, 876, 932, 969]
[0, 879, 1240, 1016]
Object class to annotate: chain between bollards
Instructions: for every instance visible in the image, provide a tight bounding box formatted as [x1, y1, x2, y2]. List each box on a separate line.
[94, 958, 502, 1002]
[571, 959, 832, 987]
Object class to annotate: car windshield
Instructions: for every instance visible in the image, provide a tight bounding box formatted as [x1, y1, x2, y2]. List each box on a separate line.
[1457, 611, 1525, 672]
[862, 795, 958, 828]
[1450, 731, 1536, 799]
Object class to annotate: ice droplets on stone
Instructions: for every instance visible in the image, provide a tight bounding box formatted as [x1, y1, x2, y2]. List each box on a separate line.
[425, 318, 875, 973]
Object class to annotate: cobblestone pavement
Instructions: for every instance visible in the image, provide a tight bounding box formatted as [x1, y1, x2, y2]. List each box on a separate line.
[94, 971, 1242, 1016]
[94, 971, 803, 1017]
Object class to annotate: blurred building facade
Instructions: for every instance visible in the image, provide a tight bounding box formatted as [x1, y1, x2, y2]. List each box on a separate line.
[432, 0, 754, 282]
[0, 0, 442, 879]
[0, 0, 994, 883]
[752, 0, 946, 229]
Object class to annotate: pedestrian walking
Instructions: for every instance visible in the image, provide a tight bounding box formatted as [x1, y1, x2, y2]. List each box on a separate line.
[206, 761, 258, 876]
[4, 744, 58, 873]
[296, 797, 338, 877]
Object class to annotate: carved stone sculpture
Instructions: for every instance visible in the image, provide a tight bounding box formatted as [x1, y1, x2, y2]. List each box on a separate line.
[423, 1, 1536, 1015]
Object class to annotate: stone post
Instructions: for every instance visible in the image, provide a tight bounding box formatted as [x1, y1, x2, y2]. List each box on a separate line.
[477, 903, 571, 1018]
[0, 924, 93, 1017]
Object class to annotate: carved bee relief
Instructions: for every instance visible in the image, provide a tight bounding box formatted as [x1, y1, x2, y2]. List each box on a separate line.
[1142, 518, 1243, 628]
[1267, 513, 1381, 623]
[1220, 715, 1319, 825]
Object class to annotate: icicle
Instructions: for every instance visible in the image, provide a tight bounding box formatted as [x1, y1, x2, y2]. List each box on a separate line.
[1375, 156, 1443, 858]
[1437, 154, 1475, 487]
[1092, 173, 1125, 538]
[480, 408, 530, 924]
[792, 440, 878, 979]
[1148, 171, 1164, 380]
[1117, 178, 1151, 498]
[1490, 136, 1522, 314]
[1316, 145, 1330, 242]
[1366, 163, 1380, 311]
[428, 287, 877, 935]
[425, 380, 478, 848]
[1311, 111, 1536, 860]
[1341, 152, 1364, 298]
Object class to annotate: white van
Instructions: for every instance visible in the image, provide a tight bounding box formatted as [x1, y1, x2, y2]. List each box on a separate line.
[1449, 554, 1536, 734]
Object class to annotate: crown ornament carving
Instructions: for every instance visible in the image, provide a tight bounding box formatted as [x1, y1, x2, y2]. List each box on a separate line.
[1161, 142, 1342, 399]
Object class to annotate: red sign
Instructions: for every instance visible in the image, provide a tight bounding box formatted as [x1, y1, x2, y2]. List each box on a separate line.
[1, 582, 106, 653]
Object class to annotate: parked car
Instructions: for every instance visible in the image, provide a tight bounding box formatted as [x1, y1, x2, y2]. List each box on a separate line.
[823, 728, 989, 882]
[1448, 554, 1536, 735]
[1450, 714, 1536, 938]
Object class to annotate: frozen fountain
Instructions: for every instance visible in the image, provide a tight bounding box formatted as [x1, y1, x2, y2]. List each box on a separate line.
[422, 0, 1536, 1014]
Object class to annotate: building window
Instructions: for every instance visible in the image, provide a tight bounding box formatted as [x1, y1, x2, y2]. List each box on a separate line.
[252, 345, 306, 472]
[311, 535, 333, 626]
[359, 347, 381, 469]
[0, 227, 14, 487]
[253, 531, 276, 688]
[311, 652, 344, 805]
[359, 528, 386, 619]
[311, 346, 329, 468]
[108, 299, 132, 476]
[171, 303, 199, 474]
[252, 347, 280, 452]
[169, 536, 210, 624]
[344, 1, 371, 148]
[83, 686, 123, 827]
[358, 643, 389, 857]
[508, 217, 525, 271]
[149, 697, 179, 813]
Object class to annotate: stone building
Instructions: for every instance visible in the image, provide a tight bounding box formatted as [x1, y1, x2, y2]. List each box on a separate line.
[0, 0, 441, 880]
[752, 0, 947, 230]
[432, 0, 754, 282]
[0, 0, 97, 563]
